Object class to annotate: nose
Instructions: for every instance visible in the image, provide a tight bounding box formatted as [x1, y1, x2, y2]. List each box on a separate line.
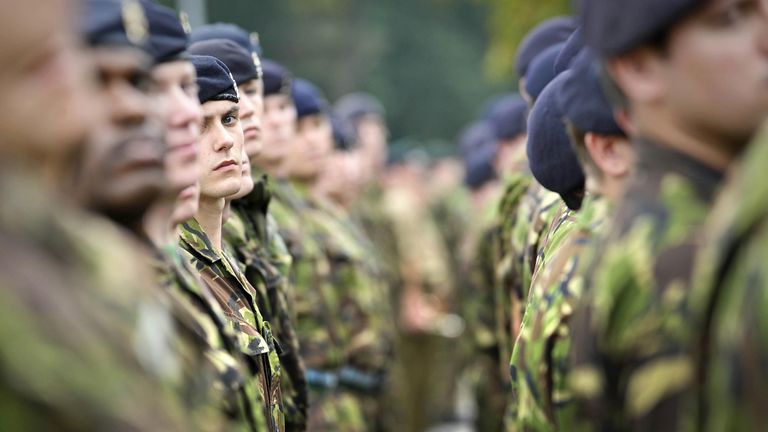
[212, 122, 235, 152]
[111, 79, 149, 127]
[239, 89, 256, 122]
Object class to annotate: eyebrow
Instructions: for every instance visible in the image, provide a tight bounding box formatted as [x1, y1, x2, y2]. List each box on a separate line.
[225, 105, 240, 119]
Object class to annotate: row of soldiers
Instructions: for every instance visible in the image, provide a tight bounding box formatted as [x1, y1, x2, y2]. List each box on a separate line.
[459, 0, 768, 430]
[0, 0, 470, 430]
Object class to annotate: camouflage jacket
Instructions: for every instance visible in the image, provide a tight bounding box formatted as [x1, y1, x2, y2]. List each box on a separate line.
[270, 180, 347, 369]
[224, 175, 308, 431]
[689, 125, 768, 431]
[508, 194, 609, 431]
[569, 138, 723, 431]
[0, 167, 189, 430]
[179, 218, 285, 432]
[152, 242, 266, 430]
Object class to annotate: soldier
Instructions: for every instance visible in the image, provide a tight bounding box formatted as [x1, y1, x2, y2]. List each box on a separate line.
[188, 37, 309, 432]
[0, 0, 189, 429]
[568, 0, 768, 429]
[177, 54, 286, 431]
[507, 50, 635, 430]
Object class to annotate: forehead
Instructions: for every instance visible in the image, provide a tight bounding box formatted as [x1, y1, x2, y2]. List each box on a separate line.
[151, 60, 195, 83]
[202, 99, 237, 117]
[90, 46, 152, 74]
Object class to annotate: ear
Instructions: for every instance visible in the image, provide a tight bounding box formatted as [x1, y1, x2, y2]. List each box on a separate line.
[606, 47, 667, 105]
[584, 133, 633, 178]
[614, 108, 636, 137]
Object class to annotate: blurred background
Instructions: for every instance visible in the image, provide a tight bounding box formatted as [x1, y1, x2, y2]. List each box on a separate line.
[160, 0, 570, 157]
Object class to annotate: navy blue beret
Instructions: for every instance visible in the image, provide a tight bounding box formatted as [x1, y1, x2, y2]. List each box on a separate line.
[189, 55, 239, 105]
[554, 28, 584, 75]
[464, 143, 498, 190]
[527, 72, 586, 210]
[190, 23, 262, 57]
[524, 43, 565, 102]
[558, 50, 625, 136]
[262, 59, 292, 97]
[188, 39, 258, 85]
[82, 0, 145, 48]
[516, 16, 577, 78]
[292, 78, 329, 119]
[141, 0, 187, 63]
[458, 120, 497, 160]
[333, 92, 386, 124]
[579, 0, 704, 57]
[331, 114, 355, 150]
[485, 95, 528, 141]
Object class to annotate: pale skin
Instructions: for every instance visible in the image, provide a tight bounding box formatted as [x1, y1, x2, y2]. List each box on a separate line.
[142, 60, 203, 248]
[195, 99, 244, 252]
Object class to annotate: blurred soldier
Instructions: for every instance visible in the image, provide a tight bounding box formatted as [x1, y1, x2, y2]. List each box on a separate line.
[188, 37, 309, 432]
[458, 119, 507, 432]
[515, 16, 577, 97]
[295, 78, 395, 430]
[691, 125, 768, 431]
[177, 55, 285, 432]
[0, 0, 190, 429]
[75, 2, 236, 429]
[508, 52, 635, 430]
[568, 0, 768, 429]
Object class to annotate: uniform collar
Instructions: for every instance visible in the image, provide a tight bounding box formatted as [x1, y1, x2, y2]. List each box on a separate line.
[178, 217, 221, 264]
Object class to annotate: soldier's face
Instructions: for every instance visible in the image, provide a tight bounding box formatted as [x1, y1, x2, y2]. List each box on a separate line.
[239, 79, 264, 159]
[664, 0, 768, 148]
[357, 115, 388, 174]
[198, 100, 243, 200]
[77, 46, 166, 223]
[230, 147, 255, 200]
[616, 0, 768, 152]
[0, 0, 92, 162]
[259, 93, 297, 166]
[150, 60, 203, 194]
[291, 114, 333, 180]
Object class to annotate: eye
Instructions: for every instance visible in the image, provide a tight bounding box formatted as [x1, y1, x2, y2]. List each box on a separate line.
[223, 115, 238, 126]
[181, 82, 199, 98]
[712, 0, 755, 27]
[129, 72, 152, 93]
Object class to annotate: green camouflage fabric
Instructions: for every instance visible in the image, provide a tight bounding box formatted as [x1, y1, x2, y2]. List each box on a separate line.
[689, 125, 768, 431]
[568, 138, 723, 431]
[493, 171, 533, 378]
[507, 194, 609, 431]
[179, 218, 286, 432]
[462, 189, 508, 432]
[224, 174, 308, 432]
[0, 167, 189, 431]
[270, 179, 367, 431]
[152, 242, 268, 431]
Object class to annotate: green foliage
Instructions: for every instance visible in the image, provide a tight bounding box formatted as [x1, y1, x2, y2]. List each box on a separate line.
[482, 0, 572, 81]
[169, 0, 566, 149]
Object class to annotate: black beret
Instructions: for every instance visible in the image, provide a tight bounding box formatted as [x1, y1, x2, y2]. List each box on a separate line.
[334, 92, 386, 125]
[524, 43, 565, 102]
[188, 39, 259, 85]
[516, 16, 578, 78]
[554, 28, 584, 75]
[331, 114, 355, 151]
[190, 23, 260, 56]
[527, 72, 586, 210]
[485, 95, 528, 141]
[458, 120, 497, 160]
[579, 0, 704, 57]
[558, 50, 625, 136]
[141, 0, 187, 63]
[189, 55, 239, 105]
[292, 78, 329, 119]
[82, 0, 147, 48]
[464, 143, 498, 190]
[261, 59, 292, 97]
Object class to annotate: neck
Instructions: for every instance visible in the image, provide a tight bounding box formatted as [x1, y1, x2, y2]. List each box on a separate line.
[223, 200, 232, 223]
[596, 176, 626, 205]
[634, 107, 738, 173]
[144, 194, 177, 248]
[197, 195, 226, 253]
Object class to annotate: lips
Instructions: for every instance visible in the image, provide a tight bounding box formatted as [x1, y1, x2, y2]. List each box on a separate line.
[243, 126, 261, 140]
[214, 159, 238, 171]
